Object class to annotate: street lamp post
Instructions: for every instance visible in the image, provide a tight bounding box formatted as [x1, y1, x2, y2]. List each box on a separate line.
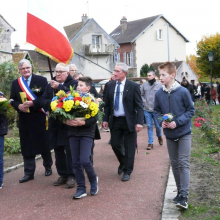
[208, 51, 214, 104]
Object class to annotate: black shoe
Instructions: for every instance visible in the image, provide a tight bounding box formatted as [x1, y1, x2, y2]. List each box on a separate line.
[121, 173, 130, 181]
[176, 196, 188, 209]
[118, 165, 124, 175]
[45, 167, 52, 176]
[173, 194, 180, 204]
[19, 175, 34, 183]
[108, 140, 111, 144]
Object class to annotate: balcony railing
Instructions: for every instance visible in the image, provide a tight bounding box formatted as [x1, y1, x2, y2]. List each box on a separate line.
[85, 44, 115, 55]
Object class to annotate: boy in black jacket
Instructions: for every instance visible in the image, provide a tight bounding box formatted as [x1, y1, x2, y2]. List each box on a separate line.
[65, 77, 98, 199]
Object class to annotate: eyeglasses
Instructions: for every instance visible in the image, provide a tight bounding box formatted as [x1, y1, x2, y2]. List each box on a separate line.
[19, 67, 31, 71]
[54, 70, 67, 75]
[69, 70, 77, 72]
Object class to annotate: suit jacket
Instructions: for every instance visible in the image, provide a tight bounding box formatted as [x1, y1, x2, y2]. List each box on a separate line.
[10, 74, 49, 157]
[34, 74, 78, 149]
[103, 79, 144, 132]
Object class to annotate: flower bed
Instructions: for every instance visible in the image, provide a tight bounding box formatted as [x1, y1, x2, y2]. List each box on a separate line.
[194, 99, 220, 153]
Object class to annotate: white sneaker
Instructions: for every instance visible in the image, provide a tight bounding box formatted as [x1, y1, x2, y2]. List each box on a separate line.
[0, 183, 3, 189]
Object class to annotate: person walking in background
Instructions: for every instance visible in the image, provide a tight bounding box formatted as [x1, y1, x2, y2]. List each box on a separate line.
[181, 79, 194, 101]
[103, 62, 144, 182]
[98, 84, 105, 100]
[154, 62, 195, 210]
[0, 92, 8, 189]
[210, 85, 216, 105]
[216, 81, 220, 104]
[10, 59, 53, 183]
[191, 81, 197, 102]
[141, 71, 163, 150]
[204, 84, 211, 104]
[69, 64, 78, 77]
[139, 79, 146, 89]
[195, 82, 201, 100]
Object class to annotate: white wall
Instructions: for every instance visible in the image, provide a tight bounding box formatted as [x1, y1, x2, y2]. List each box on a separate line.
[176, 61, 198, 84]
[136, 17, 187, 76]
[70, 19, 115, 80]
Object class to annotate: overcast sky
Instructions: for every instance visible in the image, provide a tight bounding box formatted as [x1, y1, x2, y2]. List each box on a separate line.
[1, 0, 220, 56]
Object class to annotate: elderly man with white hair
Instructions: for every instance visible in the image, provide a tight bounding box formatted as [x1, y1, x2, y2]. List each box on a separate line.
[24, 63, 78, 188]
[10, 59, 53, 183]
[69, 64, 78, 77]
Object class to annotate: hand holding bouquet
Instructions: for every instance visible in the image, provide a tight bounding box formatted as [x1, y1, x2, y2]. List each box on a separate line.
[50, 86, 101, 122]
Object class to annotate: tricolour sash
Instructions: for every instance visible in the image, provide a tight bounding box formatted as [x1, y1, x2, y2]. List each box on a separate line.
[18, 77, 47, 115]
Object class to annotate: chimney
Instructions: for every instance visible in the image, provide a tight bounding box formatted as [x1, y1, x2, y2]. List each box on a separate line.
[120, 16, 127, 33]
[14, 43, 20, 52]
[82, 14, 88, 25]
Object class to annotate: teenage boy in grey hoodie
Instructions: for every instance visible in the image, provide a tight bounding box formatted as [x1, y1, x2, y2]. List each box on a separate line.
[154, 62, 195, 210]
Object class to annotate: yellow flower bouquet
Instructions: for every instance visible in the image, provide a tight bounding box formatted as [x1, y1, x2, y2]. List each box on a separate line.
[50, 86, 101, 122]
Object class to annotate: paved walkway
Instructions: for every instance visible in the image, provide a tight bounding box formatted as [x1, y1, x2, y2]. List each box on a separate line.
[0, 128, 174, 220]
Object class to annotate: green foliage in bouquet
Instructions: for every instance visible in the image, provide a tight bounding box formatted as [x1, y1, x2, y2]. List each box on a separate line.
[50, 86, 102, 122]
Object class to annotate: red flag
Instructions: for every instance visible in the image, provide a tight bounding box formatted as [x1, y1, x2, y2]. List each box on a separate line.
[26, 0, 73, 64]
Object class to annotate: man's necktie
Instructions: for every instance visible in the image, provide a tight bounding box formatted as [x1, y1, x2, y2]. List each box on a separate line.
[114, 82, 121, 110]
[25, 79, 28, 87]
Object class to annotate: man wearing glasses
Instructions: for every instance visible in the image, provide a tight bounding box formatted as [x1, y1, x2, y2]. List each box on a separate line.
[10, 59, 53, 183]
[24, 63, 78, 188]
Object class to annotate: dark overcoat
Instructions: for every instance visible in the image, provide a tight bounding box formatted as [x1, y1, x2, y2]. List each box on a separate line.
[103, 79, 144, 132]
[10, 74, 49, 157]
[34, 74, 78, 149]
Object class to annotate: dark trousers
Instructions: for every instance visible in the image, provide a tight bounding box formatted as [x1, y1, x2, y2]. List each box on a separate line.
[111, 117, 137, 175]
[69, 136, 96, 189]
[23, 150, 53, 176]
[54, 145, 74, 179]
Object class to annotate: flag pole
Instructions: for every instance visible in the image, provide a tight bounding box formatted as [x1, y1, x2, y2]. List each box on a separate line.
[47, 57, 53, 80]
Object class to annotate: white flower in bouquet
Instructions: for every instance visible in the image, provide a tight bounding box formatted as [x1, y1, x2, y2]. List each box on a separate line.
[80, 101, 88, 108]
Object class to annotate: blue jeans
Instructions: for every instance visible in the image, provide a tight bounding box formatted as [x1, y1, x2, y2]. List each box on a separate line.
[69, 136, 96, 189]
[0, 136, 4, 184]
[144, 111, 162, 144]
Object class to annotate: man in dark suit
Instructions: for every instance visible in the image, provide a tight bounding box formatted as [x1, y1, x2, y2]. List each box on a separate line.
[103, 62, 144, 181]
[24, 63, 78, 188]
[10, 59, 53, 183]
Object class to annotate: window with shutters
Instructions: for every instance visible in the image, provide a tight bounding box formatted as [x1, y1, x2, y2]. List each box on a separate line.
[127, 53, 131, 66]
[123, 52, 126, 64]
[117, 53, 120, 62]
[130, 52, 134, 67]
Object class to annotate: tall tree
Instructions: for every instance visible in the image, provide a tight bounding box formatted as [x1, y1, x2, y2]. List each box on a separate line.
[140, 64, 149, 77]
[186, 54, 200, 79]
[0, 61, 19, 96]
[196, 33, 220, 78]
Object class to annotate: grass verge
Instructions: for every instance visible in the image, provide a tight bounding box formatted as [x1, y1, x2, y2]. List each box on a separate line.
[179, 125, 220, 220]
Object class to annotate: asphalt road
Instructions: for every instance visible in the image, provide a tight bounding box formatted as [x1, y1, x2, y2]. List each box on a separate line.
[0, 127, 170, 220]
